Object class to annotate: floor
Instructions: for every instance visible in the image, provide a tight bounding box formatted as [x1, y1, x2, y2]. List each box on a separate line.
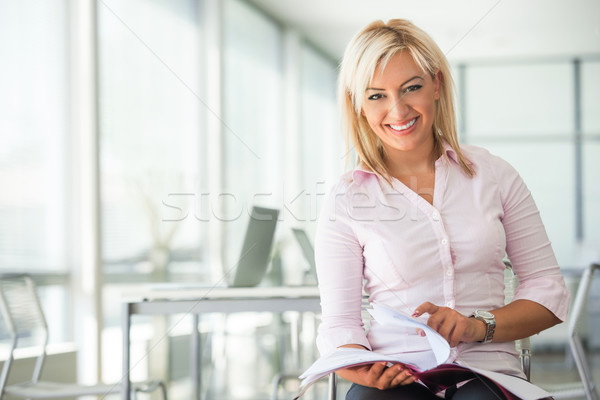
[529, 348, 600, 400]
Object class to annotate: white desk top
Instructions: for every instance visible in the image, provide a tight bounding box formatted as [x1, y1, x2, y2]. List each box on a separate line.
[122, 284, 320, 302]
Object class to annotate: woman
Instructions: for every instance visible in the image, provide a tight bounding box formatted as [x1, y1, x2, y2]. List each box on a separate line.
[315, 19, 570, 399]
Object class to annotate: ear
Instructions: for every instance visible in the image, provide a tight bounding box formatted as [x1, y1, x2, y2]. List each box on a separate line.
[433, 70, 442, 100]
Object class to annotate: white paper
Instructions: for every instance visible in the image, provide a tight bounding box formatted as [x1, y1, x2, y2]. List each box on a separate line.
[296, 303, 551, 400]
[367, 303, 451, 365]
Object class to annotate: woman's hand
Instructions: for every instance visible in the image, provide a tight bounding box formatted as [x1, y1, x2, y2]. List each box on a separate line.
[336, 344, 416, 389]
[413, 302, 485, 347]
[337, 362, 416, 390]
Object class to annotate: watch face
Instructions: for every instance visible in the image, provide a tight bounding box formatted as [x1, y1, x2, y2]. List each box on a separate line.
[476, 310, 494, 319]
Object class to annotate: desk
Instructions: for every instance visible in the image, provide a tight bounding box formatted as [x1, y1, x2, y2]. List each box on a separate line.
[121, 286, 321, 400]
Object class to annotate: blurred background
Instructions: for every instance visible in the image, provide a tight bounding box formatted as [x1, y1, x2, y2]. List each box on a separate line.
[0, 0, 599, 398]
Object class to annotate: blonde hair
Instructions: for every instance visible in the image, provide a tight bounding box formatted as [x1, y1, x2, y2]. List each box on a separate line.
[339, 19, 475, 181]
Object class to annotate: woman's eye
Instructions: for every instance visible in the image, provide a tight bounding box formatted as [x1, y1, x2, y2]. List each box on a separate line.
[367, 93, 383, 101]
[404, 84, 422, 93]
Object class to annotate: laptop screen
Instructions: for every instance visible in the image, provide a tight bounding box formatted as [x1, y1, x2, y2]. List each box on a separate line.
[231, 206, 279, 287]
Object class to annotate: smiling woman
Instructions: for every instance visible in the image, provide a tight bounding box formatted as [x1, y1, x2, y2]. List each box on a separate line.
[361, 52, 440, 183]
[314, 19, 571, 400]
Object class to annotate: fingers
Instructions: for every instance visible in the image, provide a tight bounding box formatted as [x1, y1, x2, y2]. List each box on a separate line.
[412, 302, 438, 317]
[364, 363, 416, 390]
[413, 302, 472, 347]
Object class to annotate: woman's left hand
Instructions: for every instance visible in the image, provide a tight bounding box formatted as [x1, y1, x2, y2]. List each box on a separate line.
[412, 302, 485, 347]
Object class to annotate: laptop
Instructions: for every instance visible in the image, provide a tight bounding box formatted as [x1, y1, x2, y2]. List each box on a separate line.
[230, 206, 279, 287]
[150, 206, 279, 290]
[291, 227, 317, 284]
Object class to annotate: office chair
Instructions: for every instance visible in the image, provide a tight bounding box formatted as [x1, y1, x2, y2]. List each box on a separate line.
[543, 263, 599, 400]
[0, 274, 168, 399]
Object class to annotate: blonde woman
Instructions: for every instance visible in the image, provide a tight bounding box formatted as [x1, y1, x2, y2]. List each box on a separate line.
[315, 19, 569, 399]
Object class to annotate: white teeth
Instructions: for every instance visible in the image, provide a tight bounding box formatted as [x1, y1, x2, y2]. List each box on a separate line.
[390, 118, 416, 131]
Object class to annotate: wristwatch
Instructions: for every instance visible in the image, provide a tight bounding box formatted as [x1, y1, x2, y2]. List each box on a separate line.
[471, 310, 496, 343]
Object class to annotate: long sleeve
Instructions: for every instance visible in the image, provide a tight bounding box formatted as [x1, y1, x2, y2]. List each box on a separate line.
[491, 154, 570, 321]
[315, 176, 371, 355]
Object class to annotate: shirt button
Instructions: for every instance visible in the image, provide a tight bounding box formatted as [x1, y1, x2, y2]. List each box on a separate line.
[441, 239, 448, 245]
[446, 301, 454, 308]
[432, 211, 440, 221]
[446, 269, 453, 276]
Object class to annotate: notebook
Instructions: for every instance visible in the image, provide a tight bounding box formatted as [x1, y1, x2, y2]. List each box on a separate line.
[150, 206, 279, 290]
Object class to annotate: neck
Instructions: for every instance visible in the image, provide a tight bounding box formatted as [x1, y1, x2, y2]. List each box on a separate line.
[384, 140, 439, 177]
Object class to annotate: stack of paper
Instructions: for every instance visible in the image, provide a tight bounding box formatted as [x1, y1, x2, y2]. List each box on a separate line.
[295, 303, 550, 400]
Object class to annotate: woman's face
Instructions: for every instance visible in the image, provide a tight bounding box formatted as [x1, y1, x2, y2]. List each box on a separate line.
[361, 51, 440, 159]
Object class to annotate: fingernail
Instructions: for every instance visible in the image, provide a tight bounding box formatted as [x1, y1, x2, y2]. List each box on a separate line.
[411, 311, 419, 317]
[419, 330, 426, 337]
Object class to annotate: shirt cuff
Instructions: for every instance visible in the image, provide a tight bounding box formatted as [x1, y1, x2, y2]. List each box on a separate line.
[316, 328, 372, 355]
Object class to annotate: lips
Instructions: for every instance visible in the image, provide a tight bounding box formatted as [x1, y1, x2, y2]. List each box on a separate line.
[387, 117, 418, 133]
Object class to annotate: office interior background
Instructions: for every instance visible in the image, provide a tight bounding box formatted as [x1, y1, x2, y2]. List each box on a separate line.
[1, 0, 599, 398]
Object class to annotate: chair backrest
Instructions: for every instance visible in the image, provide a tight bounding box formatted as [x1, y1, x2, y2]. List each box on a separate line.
[0, 274, 49, 394]
[503, 260, 531, 381]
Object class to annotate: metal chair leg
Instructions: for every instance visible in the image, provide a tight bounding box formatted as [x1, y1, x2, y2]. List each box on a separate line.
[328, 373, 337, 400]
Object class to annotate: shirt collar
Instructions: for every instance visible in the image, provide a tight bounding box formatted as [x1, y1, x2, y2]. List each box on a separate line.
[350, 141, 472, 183]
[442, 142, 473, 166]
[351, 166, 375, 186]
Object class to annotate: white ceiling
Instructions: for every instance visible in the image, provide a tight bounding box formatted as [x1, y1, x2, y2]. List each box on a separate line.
[247, 0, 600, 62]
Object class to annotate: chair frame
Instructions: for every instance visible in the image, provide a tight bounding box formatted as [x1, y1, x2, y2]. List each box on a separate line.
[560, 263, 599, 400]
[0, 274, 167, 399]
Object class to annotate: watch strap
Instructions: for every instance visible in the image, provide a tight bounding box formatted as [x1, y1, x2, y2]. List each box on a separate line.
[472, 310, 496, 343]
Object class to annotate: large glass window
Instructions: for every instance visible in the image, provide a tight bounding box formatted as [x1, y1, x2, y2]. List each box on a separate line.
[222, 0, 283, 269]
[461, 59, 599, 269]
[97, 0, 205, 387]
[465, 63, 574, 138]
[0, 0, 68, 273]
[582, 61, 600, 135]
[98, 0, 204, 282]
[0, 0, 70, 345]
[299, 44, 340, 228]
[581, 61, 600, 260]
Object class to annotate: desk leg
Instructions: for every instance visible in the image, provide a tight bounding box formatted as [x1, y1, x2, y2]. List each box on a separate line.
[122, 302, 132, 400]
[191, 313, 201, 400]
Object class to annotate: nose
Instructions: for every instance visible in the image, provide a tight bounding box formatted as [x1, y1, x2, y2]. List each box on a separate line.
[387, 96, 409, 119]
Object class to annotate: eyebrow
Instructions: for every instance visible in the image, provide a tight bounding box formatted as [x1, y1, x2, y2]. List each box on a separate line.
[366, 75, 424, 91]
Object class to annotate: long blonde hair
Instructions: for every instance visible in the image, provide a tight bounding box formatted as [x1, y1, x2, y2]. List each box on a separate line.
[339, 19, 474, 181]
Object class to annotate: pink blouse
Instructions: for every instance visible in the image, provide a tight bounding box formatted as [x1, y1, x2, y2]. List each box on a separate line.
[315, 144, 570, 377]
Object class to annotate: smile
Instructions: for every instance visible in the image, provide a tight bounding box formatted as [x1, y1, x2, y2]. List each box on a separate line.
[389, 117, 417, 131]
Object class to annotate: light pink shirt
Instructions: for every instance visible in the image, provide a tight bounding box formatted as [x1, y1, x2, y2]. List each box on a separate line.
[315, 144, 570, 377]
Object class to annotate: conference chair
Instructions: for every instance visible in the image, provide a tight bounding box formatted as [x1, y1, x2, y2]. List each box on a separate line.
[543, 263, 599, 400]
[0, 274, 168, 399]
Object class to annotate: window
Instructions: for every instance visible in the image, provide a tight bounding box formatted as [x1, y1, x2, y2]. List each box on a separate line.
[299, 43, 340, 229]
[98, 0, 204, 281]
[460, 59, 600, 268]
[0, 0, 68, 273]
[222, 0, 283, 269]
[0, 0, 70, 345]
